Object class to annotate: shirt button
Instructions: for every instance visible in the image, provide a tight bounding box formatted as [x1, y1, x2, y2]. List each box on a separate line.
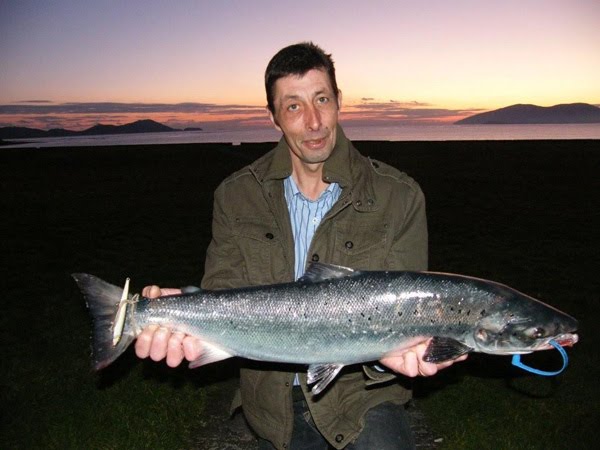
[335, 434, 344, 443]
[355, 200, 362, 207]
[312, 254, 320, 262]
[265, 233, 274, 240]
[345, 241, 354, 249]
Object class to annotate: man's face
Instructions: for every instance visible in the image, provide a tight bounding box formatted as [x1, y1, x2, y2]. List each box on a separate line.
[268, 68, 342, 166]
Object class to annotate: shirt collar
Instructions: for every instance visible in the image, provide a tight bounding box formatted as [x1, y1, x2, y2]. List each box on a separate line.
[284, 175, 338, 202]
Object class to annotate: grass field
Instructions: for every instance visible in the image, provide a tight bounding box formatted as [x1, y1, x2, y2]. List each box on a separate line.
[1, 140, 598, 449]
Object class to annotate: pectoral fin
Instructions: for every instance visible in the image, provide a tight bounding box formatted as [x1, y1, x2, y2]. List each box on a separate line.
[423, 337, 473, 363]
[188, 342, 234, 368]
[307, 363, 345, 395]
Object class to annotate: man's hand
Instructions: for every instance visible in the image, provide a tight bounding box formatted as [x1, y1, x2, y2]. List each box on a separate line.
[134, 285, 202, 367]
[379, 339, 468, 377]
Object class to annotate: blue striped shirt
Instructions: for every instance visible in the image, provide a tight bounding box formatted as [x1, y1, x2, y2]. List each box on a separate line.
[284, 176, 342, 280]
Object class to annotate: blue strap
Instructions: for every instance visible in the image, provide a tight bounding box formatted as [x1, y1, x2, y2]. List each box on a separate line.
[511, 339, 569, 376]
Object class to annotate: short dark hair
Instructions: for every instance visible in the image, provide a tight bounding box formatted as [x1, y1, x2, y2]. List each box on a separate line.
[265, 42, 339, 114]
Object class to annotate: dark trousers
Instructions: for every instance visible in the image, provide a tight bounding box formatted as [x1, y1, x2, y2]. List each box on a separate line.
[258, 397, 416, 450]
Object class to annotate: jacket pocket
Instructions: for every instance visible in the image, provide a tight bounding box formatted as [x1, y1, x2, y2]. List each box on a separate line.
[333, 220, 388, 269]
[233, 217, 285, 284]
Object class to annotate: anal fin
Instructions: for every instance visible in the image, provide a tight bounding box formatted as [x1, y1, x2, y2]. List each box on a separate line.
[307, 363, 345, 395]
[188, 342, 234, 369]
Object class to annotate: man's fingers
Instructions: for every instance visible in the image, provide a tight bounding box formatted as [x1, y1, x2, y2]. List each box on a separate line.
[183, 336, 203, 362]
[149, 327, 171, 361]
[166, 332, 186, 367]
[135, 324, 158, 358]
[401, 351, 419, 377]
[161, 288, 182, 296]
[142, 285, 162, 298]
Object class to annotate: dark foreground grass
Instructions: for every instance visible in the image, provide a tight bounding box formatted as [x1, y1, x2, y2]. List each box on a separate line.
[1, 140, 598, 449]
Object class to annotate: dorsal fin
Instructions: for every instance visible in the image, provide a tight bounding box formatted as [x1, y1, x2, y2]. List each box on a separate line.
[299, 263, 360, 283]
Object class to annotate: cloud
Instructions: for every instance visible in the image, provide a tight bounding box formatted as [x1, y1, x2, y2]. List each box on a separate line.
[0, 100, 486, 129]
[16, 100, 54, 104]
[0, 101, 265, 115]
[0, 101, 270, 130]
[342, 101, 484, 123]
[389, 100, 431, 107]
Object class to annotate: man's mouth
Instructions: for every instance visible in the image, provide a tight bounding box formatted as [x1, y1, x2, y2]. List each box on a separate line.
[303, 136, 328, 149]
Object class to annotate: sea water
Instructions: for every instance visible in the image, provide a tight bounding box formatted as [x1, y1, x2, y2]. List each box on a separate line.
[3, 123, 600, 148]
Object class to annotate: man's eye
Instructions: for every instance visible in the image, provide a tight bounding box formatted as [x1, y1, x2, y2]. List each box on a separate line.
[288, 104, 299, 111]
[318, 97, 329, 104]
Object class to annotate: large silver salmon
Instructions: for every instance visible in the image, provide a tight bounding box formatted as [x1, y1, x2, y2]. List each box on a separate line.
[73, 263, 578, 394]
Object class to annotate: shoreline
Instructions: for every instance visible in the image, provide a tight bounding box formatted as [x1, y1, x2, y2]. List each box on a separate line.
[2, 122, 599, 149]
[1, 137, 598, 150]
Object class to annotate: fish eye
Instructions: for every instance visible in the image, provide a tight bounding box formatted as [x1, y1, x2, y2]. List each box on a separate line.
[527, 327, 546, 339]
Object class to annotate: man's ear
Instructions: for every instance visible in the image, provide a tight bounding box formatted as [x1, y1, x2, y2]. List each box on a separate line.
[267, 106, 282, 132]
[336, 89, 343, 110]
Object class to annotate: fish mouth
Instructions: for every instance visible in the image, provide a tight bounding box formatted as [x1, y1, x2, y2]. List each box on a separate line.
[479, 333, 579, 355]
[537, 333, 579, 351]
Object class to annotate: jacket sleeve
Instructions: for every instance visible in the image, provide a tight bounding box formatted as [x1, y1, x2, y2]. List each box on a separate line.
[201, 182, 247, 290]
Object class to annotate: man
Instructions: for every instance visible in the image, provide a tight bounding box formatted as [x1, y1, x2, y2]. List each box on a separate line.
[135, 42, 465, 449]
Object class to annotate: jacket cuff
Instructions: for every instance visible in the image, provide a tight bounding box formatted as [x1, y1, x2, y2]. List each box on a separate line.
[181, 285, 201, 294]
[363, 364, 397, 385]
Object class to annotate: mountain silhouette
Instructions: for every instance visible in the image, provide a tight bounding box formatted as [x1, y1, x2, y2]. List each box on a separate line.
[456, 103, 600, 124]
[0, 119, 181, 139]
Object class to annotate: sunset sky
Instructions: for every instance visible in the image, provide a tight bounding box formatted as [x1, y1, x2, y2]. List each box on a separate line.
[1, 0, 599, 131]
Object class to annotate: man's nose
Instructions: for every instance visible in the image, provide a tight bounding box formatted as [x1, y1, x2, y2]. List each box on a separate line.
[305, 104, 322, 131]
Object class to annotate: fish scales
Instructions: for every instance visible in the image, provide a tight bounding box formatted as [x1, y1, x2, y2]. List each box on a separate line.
[132, 271, 520, 364]
[73, 262, 578, 394]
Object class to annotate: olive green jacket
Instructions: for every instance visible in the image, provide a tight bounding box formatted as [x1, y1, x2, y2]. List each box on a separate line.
[201, 126, 428, 449]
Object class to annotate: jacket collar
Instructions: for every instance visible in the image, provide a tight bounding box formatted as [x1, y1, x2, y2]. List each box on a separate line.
[249, 125, 378, 212]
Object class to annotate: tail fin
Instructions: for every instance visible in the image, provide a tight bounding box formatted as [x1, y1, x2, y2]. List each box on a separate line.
[72, 273, 136, 370]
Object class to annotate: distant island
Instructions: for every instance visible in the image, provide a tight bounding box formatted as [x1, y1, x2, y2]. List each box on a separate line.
[455, 103, 600, 125]
[0, 119, 202, 139]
